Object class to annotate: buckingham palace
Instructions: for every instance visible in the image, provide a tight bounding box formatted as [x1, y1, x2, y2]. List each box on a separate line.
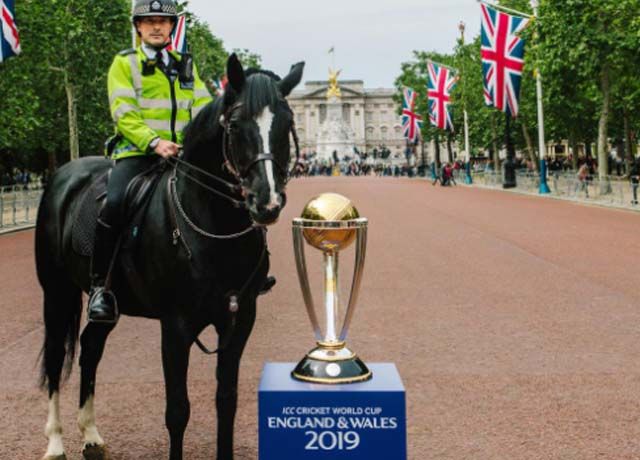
[288, 80, 406, 158]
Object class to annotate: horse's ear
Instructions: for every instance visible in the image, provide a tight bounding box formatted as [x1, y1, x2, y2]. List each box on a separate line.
[227, 53, 245, 94]
[278, 62, 305, 97]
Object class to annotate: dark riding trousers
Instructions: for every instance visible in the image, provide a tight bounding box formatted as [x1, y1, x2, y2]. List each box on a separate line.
[102, 155, 159, 229]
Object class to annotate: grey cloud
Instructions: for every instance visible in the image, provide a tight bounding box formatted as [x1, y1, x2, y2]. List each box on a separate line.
[189, 0, 481, 87]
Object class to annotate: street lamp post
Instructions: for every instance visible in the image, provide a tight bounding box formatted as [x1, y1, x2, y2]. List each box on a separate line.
[530, 0, 551, 194]
[458, 21, 473, 184]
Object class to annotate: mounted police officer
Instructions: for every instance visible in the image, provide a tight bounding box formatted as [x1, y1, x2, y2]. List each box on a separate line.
[88, 0, 212, 323]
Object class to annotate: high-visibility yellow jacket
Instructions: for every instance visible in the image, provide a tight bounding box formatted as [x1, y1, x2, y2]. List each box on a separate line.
[107, 46, 212, 160]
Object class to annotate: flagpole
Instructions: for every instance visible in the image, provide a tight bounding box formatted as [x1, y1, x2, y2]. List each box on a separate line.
[329, 45, 335, 71]
[458, 21, 473, 184]
[504, 113, 517, 188]
[531, 0, 550, 193]
[464, 109, 471, 181]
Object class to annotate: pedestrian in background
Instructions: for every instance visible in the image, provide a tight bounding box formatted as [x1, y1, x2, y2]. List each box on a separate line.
[577, 162, 590, 198]
[630, 158, 639, 205]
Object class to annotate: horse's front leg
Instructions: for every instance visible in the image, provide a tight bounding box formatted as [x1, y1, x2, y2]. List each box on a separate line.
[77, 322, 116, 460]
[161, 318, 192, 460]
[215, 298, 257, 460]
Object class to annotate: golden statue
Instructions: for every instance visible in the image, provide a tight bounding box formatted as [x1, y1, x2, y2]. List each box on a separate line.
[327, 68, 342, 99]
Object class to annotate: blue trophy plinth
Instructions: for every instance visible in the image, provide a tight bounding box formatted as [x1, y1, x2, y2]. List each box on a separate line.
[258, 362, 407, 460]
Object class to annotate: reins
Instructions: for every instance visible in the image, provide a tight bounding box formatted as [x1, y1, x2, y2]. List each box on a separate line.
[167, 155, 246, 208]
[166, 165, 266, 355]
[165, 94, 301, 355]
[194, 232, 269, 355]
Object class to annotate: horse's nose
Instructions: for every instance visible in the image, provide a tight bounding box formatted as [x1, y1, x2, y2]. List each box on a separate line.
[254, 205, 281, 225]
[264, 193, 283, 212]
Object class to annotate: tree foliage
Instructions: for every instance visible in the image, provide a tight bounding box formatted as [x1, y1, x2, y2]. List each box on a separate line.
[395, 0, 640, 174]
[0, 1, 260, 176]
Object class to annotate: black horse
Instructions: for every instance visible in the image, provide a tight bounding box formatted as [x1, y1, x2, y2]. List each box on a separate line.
[36, 54, 304, 460]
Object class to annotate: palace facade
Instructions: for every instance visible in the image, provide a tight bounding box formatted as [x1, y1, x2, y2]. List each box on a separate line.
[288, 80, 406, 157]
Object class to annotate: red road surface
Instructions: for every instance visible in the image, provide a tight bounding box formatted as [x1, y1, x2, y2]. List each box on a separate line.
[1, 177, 639, 459]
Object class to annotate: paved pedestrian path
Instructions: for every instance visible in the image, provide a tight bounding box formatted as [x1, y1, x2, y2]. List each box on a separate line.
[1, 177, 639, 459]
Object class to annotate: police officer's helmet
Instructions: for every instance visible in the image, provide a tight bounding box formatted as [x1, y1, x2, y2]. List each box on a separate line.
[132, 0, 178, 21]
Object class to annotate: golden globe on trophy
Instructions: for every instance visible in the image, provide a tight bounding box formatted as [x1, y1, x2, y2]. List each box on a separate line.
[291, 193, 371, 384]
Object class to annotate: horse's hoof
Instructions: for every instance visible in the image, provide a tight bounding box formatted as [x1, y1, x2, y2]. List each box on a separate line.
[43, 455, 67, 460]
[82, 444, 110, 460]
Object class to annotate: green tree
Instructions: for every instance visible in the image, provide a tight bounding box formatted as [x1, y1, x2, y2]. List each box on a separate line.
[0, 0, 130, 171]
[0, 1, 260, 177]
[187, 18, 228, 95]
[539, 0, 640, 182]
[233, 48, 263, 70]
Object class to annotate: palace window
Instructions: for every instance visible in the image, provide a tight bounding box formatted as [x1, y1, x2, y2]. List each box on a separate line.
[342, 104, 351, 123]
[319, 105, 327, 123]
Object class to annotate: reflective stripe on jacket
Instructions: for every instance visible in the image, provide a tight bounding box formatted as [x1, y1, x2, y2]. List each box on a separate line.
[107, 46, 212, 160]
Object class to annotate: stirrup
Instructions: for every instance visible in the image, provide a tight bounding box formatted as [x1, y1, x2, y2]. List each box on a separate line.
[87, 287, 119, 324]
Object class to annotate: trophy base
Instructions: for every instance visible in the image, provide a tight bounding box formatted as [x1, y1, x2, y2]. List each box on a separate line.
[291, 346, 372, 384]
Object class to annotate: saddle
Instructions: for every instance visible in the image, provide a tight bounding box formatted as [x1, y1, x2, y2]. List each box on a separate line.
[71, 161, 166, 257]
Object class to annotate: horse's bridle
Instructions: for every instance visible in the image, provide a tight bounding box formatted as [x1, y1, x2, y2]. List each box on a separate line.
[166, 99, 302, 245]
[220, 101, 301, 186]
[167, 100, 301, 213]
[167, 100, 301, 356]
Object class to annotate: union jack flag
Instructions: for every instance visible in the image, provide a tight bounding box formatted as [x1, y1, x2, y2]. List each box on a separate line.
[213, 75, 227, 97]
[167, 15, 187, 54]
[480, 2, 529, 117]
[0, 0, 21, 63]
[427, 61, 458, 131]
[401, 87, 422, 143]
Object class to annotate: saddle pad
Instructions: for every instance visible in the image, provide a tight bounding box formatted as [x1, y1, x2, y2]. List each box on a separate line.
[72, 173, 108, 257]
[71, 163, 165, 257]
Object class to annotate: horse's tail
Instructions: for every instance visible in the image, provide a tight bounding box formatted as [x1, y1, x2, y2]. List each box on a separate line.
[38, 286, 82, 392]
[36, 184, 83, 392]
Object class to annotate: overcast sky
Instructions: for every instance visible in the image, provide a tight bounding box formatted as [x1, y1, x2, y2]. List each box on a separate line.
[188, 0, 482, 88]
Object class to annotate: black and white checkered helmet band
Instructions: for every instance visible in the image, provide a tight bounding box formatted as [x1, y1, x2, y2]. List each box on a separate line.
[133, 0, 178, 18]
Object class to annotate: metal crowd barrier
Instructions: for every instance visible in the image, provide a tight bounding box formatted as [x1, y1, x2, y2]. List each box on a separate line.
[0, 183, 44, 230]
[467, 170, 637, 209]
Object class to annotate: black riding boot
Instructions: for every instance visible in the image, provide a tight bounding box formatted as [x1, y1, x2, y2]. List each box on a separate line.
[88, 219, 119, 323]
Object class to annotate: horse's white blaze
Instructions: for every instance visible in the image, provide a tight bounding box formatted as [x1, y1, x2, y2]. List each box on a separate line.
[45, 392, 65, 457]
[264, 160, 281, 210]
[77, 396, 104, 447]
[255, 108, 280, 210]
